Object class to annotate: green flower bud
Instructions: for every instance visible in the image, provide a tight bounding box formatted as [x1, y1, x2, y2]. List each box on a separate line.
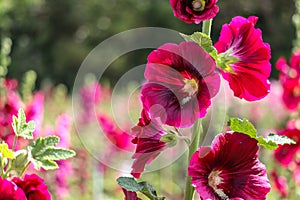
[11, 150, 29, 170]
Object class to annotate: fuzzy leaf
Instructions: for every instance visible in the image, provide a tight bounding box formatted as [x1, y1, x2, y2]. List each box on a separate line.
[256, 136, 278, 150]
[117, 177, 165, 200]
[229, 118, 257, 138]
[117, 177, 142, 192]
[12, 108, 35, 139]
[265, 133, 296, 145]
[257, 134, 296, 150]
[180, 32, 215, 53]
[34, 148, 76, 161]
[28, 136, 75, 171]
[0, 142, 14, 159]
[31, 159, 58, 170]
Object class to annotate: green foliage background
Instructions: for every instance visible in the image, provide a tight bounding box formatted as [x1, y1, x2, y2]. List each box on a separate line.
[1, 0, 296, 90]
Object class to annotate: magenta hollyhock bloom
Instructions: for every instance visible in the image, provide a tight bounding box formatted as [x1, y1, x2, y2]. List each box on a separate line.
[79, 80, 101, 124]
[214, 16, 271, 101]
[131, 110, 167, 178]
[276, 52, 300, 111]
[142, 42, 220, 127]
[122, 188, 141, 200]
[271, 171, 288, 198]
[98, 114, 133, 151]
[53, 114, 73, 199]
[274, 128, 300, 167]
[188, 132, 270, 199]
[25, 92, 44, 135]
[170, 0, 219, 24]
[12, 174, 51, 200]
[0, 177, 27, 200]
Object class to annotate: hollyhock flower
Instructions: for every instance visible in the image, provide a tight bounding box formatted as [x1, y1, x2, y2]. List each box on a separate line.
[276, 52, 300, 111]
[188, 132, 270, 199]
[79, 80, 101, 124]
[142, 42, 220, 127]
[170, 0, 219, 24]
[12, 174, 51, 200]
[0, 177, 26, 200]
[53, 114, 73, 199]
[25, 92, 44, 135]
[131, 110, 167, 178]
[274, 127, 300, 167]
[271, 171, 289, 198]
[122, 188, 141, 200]
[98, 114, 133, 150]
[214, 16, 271, 101]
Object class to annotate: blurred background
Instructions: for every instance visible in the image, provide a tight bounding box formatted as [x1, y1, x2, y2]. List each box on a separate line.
[0, 0, 296, 90]
[1, 1, 299, 199]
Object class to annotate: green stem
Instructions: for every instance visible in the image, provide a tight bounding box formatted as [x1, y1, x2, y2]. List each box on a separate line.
[12, 136, 18, 152]
[19, 161, 30, 178]
[202, 19, 213, 36]
[184, 119, 203, 200]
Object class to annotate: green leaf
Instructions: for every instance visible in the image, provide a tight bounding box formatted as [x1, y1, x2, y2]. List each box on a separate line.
[257, 134, 296, 150]
[265, 133, 296, 145]
[28, 136, 60, 157]
[117, 177, 166, 200]
[256, 136, 278, 150]
[228, 118, 296, 150]
[0, 142, 14, 159]
[34, 148, 76, 161]
[28, 136, 76, 171]
[117, 177, 142, 192]
[31, 159, 58, 170]
[180, 32, 215, 53]
[12, 108, 35, 139]
[228, 118, 257, 138]
[139, 182, 165, 200]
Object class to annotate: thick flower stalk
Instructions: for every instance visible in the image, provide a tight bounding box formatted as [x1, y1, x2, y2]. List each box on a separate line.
[141, 41, 220, 128]
[170, 0, 219, 24]
[214, 16, 271, 101]
[188, 132, 270, 199]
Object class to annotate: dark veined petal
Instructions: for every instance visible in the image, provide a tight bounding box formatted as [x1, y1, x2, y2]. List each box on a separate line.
[188, 132, 271, 199]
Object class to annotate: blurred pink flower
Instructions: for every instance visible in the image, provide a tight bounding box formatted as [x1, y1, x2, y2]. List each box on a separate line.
[271, 171, 288, 198]
[25, 92, 44, 136]
[0, 79, 45, 148]
[276, 51, 300, 111]
[98, 114, 134, 151]
[274, 126, 300, 167]
[79, 81, 101, 124]
[54, 114, 73, 199]
[170, 0, 219, 24]
[215, 16, 271, 101]
[188, 132, 270, 199]
[142, 42, 220, 127]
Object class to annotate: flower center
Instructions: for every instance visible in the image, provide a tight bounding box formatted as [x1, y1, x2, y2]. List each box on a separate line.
[181, 78, 199, 105]
[183, 78, 198, 96]
[208, 170, 229, 200]
[217, 48, 240, 74]
[192, 0, 206, 11]
[208, 170, 222, 189]
[293, 86, 300, 97]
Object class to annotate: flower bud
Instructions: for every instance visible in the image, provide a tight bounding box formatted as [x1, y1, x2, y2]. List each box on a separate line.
[12, 150, 29, 170]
